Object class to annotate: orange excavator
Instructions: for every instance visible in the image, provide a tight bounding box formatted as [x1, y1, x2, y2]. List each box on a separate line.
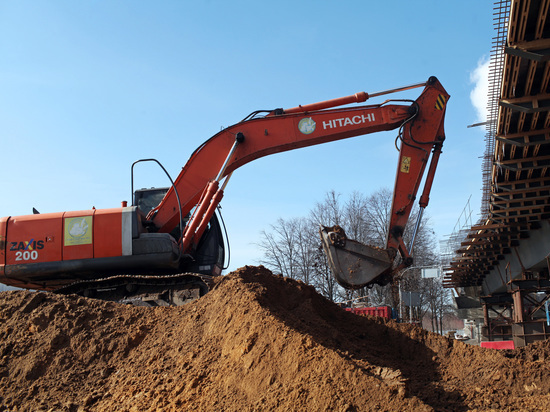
[0, 76, 449, 305]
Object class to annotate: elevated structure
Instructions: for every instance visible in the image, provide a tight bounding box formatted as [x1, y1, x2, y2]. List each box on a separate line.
[444, 0, 550, 347]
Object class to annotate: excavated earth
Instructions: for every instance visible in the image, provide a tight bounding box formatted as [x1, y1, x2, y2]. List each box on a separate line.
[1, 266, 550, 411]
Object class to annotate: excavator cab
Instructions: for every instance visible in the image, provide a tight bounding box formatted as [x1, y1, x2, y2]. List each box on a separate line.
[134, 186, 225, 276]
[134, 187, 170, 216]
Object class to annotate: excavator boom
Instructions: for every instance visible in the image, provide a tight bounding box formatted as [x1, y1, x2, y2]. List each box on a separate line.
[150, 101, 413, 235]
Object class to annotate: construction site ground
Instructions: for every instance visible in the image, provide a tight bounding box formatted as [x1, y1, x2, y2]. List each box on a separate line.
[1, 266, 549, 411]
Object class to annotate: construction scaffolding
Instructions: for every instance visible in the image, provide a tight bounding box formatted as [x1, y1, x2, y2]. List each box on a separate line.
[440, 1, 510, 273]
[482, 0, 511, 218]
[444, 0, 550, 347]
[440, 196, 475, 269]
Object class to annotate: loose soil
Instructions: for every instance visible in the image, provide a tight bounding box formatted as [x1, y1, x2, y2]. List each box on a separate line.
[1, 265, 549, 411]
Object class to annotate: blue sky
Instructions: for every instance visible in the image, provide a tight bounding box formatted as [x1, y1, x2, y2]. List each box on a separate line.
[0, 1, 494, 272]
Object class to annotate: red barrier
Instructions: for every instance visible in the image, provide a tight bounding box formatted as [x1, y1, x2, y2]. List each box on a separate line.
[480, 341, 515, 350]
[345, 306, 392, 319]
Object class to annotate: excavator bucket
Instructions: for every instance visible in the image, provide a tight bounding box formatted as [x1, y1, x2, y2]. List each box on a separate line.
[319, 225, 395, 289]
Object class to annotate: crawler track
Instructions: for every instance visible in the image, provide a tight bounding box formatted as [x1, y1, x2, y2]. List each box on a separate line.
[54, 273, 214, 306]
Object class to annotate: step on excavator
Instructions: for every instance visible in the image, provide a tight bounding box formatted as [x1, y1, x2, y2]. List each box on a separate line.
[0, 77, 449, 305]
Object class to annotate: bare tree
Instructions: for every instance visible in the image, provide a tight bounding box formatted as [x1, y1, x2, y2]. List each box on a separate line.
[257, 217, 300, 279]
[257, 187, 444, 313]
[257, 217, 317, 284]
[309, 190, 344, 228]
[342, 191, 369, 242]
[293, 218, 317, 285]
[421, 277, 454, 333]
[311, 245, 339, 302]
[363, 187, 393, 246]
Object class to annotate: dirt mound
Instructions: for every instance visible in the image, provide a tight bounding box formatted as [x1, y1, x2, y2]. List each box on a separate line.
[1, 266, 550, 411]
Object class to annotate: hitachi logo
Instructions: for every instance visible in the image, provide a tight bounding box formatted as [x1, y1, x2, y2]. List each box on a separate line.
[322, 113, 375, 129]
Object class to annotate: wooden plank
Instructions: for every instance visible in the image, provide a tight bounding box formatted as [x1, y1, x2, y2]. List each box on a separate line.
[491, 194, 550, 204]
[496, 154, 550, 165]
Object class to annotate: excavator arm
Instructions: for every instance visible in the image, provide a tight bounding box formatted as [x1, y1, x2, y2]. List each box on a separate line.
[150, 77, 449, 281]
[320, 77, 448, 288]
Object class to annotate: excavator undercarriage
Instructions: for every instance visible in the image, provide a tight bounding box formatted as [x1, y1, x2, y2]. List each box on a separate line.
[55, 273, 212, 306]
